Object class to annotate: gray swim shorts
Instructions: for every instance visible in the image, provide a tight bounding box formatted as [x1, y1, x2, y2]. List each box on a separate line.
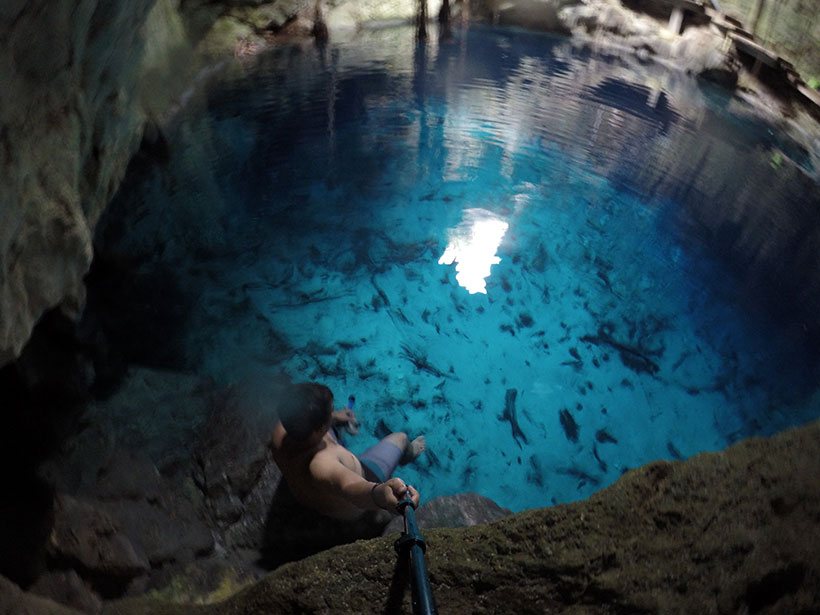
[358, 438, 403, 483]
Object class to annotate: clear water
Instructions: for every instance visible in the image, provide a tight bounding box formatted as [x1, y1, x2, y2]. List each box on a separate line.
[95, 25, 820, 512]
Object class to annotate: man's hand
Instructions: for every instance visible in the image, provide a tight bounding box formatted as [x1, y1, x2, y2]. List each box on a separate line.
[333, 409, 357, 423]
[372, 477, 420, 513]
[332, 409, 359, 435]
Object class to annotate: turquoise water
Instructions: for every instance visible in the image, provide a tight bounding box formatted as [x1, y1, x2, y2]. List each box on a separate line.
[93, 26, 820, 512]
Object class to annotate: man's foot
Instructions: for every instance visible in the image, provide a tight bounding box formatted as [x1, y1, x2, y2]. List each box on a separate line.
[400, 436, 426, 465]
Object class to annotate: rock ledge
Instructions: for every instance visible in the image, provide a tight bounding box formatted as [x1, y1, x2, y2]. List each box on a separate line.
[103, 419, 820, 614]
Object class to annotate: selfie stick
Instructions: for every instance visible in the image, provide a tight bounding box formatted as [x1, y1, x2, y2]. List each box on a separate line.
[395, 494, 438, 615]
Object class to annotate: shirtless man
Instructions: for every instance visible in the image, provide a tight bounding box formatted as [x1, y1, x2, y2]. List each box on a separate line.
[271, 382, 426, 520]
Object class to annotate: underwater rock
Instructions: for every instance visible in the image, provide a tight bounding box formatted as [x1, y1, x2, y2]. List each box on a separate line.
[516, 312, 535, 329]
[592, 443, 608, 474]
[532, 243, 549, 273]
[105, 420, 820, 613]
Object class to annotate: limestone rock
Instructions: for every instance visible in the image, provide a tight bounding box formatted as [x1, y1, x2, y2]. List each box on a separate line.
[222, 454, 284, 550]
[673, 28, 739, 86]
[326, 0, 432, 30]
[29, 570, 103, 615]
[138, 557, 260, 605]
[78, 369, 215, 477]
[0, 574, 82, 615]
[48, 495, 149, 581]
[0, 0, 156, 366]
[100, 499, 214, 567]
[92, 449, 164, 502]
[192, 382, 283, 527]
[104, 420, 820, 613]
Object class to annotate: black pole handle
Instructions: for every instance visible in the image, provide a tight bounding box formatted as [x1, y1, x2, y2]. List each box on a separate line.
[395, 493, 437, 615]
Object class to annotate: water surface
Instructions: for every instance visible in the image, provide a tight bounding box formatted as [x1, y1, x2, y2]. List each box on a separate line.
[93, 25, 820, 511]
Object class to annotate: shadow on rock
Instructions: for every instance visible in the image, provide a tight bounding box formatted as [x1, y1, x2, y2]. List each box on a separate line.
[259, 480, 391, 570]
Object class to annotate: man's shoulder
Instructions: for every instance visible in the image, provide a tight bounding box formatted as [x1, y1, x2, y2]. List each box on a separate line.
[309, 445, 354, 480]
[309, 446, 339, 470]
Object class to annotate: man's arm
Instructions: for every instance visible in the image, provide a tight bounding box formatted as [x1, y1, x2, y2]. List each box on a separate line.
[311, 457, 419, 512]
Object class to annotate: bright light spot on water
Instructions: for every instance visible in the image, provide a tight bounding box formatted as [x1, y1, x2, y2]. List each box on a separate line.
[438, 208, 509, 294]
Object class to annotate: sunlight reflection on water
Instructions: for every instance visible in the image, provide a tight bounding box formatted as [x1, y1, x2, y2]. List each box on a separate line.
[438, 208, 509, 294]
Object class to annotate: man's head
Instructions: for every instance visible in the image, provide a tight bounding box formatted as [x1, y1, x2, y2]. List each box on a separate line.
[278, 382, 333, 442]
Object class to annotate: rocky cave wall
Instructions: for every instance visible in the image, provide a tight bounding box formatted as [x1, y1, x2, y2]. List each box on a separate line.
[0, 0, 210, 367]
[716, 0, 819, 79]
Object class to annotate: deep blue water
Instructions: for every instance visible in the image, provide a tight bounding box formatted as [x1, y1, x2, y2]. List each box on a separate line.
[93, 26, 820, 511]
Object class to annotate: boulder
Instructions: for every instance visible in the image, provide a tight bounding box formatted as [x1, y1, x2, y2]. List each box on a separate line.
[91, 449, 163, 503]
[48, 496, 149, 583]
[45, 442, 214, 569]
[0, 575, 81, 615]
[192, 379, 285, 528]
[29, 570, 102, 615]
[99, 499, 214, 568]
[222, 453, 284, 550]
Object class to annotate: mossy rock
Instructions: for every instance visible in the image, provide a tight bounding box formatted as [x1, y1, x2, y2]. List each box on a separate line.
[103, 420, 820, 614]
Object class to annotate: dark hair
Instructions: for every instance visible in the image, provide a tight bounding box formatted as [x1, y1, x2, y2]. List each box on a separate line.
[279, 383, 333, 441]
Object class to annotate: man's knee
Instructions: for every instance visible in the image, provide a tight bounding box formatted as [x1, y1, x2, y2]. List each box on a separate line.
[387, 432, 408, 449]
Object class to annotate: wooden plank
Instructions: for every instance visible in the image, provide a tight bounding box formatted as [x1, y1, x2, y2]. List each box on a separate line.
[797, 84, 820, 108]
[729, 32, 779, 66]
